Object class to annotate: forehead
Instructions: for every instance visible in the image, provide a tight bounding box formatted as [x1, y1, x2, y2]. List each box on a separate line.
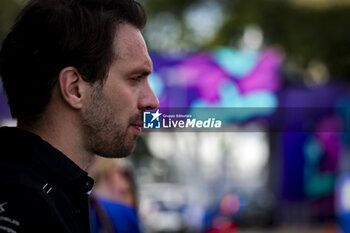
[113, 23, 152, 69]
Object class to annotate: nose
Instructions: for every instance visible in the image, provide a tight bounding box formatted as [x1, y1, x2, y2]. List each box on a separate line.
[138, 81, 159, 110]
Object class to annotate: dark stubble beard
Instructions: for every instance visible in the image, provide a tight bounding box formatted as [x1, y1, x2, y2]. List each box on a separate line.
[81, 85, 141, 158]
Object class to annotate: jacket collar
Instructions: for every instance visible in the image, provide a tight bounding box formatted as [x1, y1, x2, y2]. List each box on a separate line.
[0, 127, 94, 195]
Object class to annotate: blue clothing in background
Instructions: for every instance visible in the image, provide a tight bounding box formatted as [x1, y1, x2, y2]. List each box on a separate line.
[90, 196, 142, 233]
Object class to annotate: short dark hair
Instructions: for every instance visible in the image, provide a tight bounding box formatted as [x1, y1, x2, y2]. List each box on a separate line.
[0, 0, 146, 121]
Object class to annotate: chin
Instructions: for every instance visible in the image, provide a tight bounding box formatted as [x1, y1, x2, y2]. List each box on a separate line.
[95, 144, 136, 159]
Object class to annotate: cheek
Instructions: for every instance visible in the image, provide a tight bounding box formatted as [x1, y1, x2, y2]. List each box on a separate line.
[104, 91, 127, 114]
[104, 82, 140, 121]
[108, 84, 136, 105]
[119, 92, 139, 115]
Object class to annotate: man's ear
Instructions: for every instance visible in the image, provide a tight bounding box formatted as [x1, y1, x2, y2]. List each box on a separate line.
[58, 67, 90, 109]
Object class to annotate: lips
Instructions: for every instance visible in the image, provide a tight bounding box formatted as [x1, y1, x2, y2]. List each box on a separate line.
[130, 122, 143, 134]
[131, 121, 143, 127]
[130, 113, 143, 134]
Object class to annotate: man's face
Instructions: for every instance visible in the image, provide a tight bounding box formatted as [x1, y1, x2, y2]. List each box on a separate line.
[81, 23, 158, 158]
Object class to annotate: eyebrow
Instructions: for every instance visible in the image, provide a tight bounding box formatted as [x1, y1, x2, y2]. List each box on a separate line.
[129, 68, 152, 76]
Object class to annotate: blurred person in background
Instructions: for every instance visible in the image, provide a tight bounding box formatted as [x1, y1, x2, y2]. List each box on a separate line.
[89, 157, 142, 233]
[0, 0, 158, 232]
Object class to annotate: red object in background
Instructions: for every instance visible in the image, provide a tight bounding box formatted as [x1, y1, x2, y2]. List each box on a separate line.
[205, 221, 238, 233]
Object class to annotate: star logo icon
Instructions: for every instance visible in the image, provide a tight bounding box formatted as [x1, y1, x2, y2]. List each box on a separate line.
[143, 109, 162, 129]
[150, 109, 162, 122]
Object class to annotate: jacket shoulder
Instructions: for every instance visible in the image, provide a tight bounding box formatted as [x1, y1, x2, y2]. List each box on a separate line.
[0, 158, 61, 233]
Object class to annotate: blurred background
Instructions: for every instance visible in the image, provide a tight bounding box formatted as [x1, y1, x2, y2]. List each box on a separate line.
[1, 0, 350, 232]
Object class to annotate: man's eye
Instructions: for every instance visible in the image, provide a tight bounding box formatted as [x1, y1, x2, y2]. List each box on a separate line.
[131, 76, 142, 82]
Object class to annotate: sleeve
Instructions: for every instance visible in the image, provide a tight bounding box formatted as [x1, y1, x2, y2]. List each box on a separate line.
[0, 184, 56, 233]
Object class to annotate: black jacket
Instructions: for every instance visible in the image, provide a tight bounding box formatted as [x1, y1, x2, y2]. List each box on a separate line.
[0, 127, 94, 233]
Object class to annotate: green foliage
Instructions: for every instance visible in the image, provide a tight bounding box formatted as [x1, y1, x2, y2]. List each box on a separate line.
[223, 0, 350, 78]
[0, 0, 25, 42]
[1, 0, 349, 78]
[144, 0, 350, 78]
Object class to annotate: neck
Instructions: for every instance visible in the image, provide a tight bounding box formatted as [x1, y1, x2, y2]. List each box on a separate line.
[18, 112, 93, 171]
